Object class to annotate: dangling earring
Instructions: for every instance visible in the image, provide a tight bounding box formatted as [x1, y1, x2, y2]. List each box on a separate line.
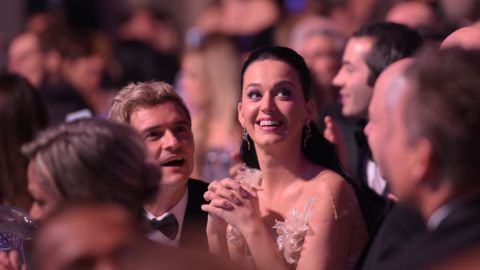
[243, 127, 251, 150]
[303, 123, 312, 148]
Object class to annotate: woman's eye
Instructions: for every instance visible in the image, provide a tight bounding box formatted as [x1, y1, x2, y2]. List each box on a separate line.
[277, 88, 291, 98]
[247, 90, 262, 99]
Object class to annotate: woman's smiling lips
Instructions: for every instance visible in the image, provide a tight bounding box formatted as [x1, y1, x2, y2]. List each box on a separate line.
[256, 118, 284, 131]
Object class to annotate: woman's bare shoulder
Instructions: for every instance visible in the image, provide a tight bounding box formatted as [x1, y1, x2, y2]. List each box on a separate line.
[306, 168, 360, 221]
[309, 168, 350, 193]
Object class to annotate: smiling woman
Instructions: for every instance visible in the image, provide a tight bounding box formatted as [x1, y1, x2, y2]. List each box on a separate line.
[202, 46, 368, 270]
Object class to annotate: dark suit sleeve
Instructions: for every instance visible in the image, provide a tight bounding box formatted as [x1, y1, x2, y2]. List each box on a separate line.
[180, 179, 210, 252]
[357, 204, 426, 270]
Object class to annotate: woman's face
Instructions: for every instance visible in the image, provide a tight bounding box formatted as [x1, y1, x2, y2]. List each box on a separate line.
[27, 161, 61, 222]
[179, 53, 208, 111]
[238, 59, 313, 149]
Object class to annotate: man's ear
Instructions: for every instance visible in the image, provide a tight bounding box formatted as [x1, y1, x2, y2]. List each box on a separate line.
[237, 102, 244, 127]
[412, 138, 434, 185]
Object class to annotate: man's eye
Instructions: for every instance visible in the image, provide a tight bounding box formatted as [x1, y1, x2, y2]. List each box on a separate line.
[33, 198, 46, 207]
[145, 131, 163, 140]
[173, 125, 189, 134]
[344, 65, 354, 73]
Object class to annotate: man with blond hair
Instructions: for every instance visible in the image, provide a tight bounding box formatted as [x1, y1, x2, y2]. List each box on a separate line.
[108, 81, 208, 251]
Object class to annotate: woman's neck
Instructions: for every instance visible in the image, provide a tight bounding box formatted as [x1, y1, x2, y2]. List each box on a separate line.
[256, 144, 308, 195]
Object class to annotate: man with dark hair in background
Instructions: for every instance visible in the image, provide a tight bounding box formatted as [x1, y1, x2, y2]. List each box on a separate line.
[323, 22, 423, 241]
[327, 22, 422, 195]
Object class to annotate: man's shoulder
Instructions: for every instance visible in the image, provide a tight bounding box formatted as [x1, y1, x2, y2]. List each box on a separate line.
[186, 178, 208, 209]
[181, 179, 209, 250]
[187, 178, 209, 194]
[378, 201, 480, 270]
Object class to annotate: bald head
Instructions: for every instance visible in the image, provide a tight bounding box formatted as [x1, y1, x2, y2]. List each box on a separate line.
[365, 58, 414, 179]
[375, 58, 415, 112]
[441, 26, 480, 50]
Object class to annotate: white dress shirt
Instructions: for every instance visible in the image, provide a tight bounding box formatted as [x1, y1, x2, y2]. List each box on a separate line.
[366, 159, 388, 195]
[145, 189, 188, 246]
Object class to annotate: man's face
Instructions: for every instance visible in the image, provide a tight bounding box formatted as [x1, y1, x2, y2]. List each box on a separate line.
[366, 79, 419, 202]
[130, 102, 194, 188]
[299, 35, 341, 90]
[35, 205, 141, 270]
[364, 77, 391, 179]
[333, 37, 373, 118]
[8, 33, 44, 85]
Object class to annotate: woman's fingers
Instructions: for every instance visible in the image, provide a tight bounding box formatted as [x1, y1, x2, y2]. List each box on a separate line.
[204, 190, 215, 201]
[239, 184, 258, 198]
[214, 185, 243, 205]
[201, 202, 233, 223]
[7, 251, 19, 269]
[209, 178, 241, 191]
[0, 251, 20, 270]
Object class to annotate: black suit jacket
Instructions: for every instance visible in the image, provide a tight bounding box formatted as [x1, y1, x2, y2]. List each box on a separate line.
[378, 198, 480, 270]
[180, 179, 209, 251]
[144, 179, 209, 252]
[356, 204, 425, 270]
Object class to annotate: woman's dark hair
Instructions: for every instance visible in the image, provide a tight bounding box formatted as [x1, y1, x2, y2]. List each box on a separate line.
[239, 46, 344, 175]
[0, 74, 48, 209]
[240, 46, 311, 101]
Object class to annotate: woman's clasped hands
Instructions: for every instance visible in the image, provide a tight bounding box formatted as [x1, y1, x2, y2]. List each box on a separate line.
[202, 177, 262, 234]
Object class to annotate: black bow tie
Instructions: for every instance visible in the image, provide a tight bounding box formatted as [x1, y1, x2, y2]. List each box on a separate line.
[150, 213, 179, 240]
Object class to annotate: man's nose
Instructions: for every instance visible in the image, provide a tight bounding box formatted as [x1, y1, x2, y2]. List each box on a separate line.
[364, 121, 371, 137]
[161, 129, 179, 150]
[332, 70, 344, 87]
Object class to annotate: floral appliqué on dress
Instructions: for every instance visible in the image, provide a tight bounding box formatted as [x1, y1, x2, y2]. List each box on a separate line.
[273, 197, 317, 264]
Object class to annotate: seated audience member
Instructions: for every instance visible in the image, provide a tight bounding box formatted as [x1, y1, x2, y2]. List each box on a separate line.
[322, 22, 423, 241]
[7, 32, 46, 89]
[115, 4, 180, 86]
[0, 74, 47, 270]
[22, 118, 159, 222]
[202, 46, 367, 269]
[0, 119, 157, 270]
[328, 22, 422, 196]
[438, 0, 480, 29]
[108, 81, 208, 250]
[179, 34, 242, 181]
[358, 59, 426, 269]
[0, 74, 48, 210]
[289, 15, 345, 114]
[41, 31, 115, 124]
[385, 1, 436, 31]
[375, 48, 480, 269]
[33, 202, 237, 270]
[440, 26, 480, 50]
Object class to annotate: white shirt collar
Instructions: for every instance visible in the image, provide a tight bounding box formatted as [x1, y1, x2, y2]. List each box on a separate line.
[366, 159, 388, 196]
[144, 189, 188, 246]
[426, 198, 463, 230]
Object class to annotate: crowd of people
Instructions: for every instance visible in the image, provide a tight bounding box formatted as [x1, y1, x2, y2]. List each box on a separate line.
[1, 0, 480, 269]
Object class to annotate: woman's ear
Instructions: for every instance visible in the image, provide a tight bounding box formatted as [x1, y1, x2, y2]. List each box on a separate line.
[305, 99, 317, 124]
[237, 102, 244, 127]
